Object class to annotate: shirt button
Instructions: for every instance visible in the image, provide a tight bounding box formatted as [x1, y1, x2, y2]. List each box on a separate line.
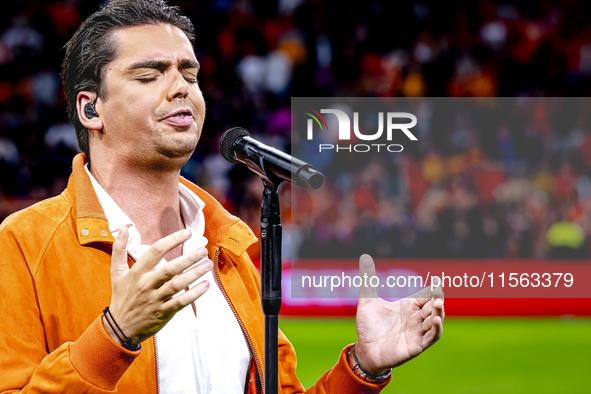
[100, 229, 109, 236]
[208, 383, 212, 392]
[81, 229, 89, 236]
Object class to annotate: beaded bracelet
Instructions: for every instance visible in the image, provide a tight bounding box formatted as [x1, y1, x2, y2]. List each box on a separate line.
[347, 345, 392, 384]
[103, 307, 140, 351]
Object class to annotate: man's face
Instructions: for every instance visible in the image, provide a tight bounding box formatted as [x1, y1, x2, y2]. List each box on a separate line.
[97, 24, 205, 168]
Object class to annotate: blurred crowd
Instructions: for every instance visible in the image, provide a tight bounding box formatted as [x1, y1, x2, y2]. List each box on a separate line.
[2, 0, 591, 259]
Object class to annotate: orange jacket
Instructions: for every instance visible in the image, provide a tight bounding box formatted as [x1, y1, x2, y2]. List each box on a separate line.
[0, 154, 389, 393]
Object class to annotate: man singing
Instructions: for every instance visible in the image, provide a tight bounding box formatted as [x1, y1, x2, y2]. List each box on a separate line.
[0, 1, 444, 393]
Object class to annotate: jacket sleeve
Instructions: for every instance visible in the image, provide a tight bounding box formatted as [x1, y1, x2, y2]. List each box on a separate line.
[0, 216, 141, 394]
[240, 253, 390, 394]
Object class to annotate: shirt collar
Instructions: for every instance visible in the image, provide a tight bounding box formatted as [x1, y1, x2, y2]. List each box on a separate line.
[84, 164, 134, 238]
[84, 164, 207, 249]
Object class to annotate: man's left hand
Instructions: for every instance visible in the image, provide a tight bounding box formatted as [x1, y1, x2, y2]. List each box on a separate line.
[354, 254, 445, 376]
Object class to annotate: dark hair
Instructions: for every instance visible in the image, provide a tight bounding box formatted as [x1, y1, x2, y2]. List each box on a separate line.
[62, 0, 195, 159]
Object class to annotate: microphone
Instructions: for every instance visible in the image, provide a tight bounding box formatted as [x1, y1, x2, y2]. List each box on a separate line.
[219, 127, 324, 189]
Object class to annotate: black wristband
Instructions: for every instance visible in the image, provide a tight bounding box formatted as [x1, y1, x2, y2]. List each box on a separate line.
[103, 307, 140, 351]
[348, 345, 392, 384]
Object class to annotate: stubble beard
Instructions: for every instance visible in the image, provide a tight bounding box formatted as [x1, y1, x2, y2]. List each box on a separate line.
[157, 130, 199, 158]
[132, 125, 201, 173]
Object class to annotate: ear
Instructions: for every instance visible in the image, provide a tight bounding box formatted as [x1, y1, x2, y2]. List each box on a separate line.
[76, 91, 103, 131]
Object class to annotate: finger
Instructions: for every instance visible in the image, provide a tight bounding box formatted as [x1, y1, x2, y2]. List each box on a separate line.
[422, 315, 443, 348]
[358, 254, 378, 298]
[419, 293, 445, 318]
[422, 296, 445, 326]
[162, 279, 210, 311]
[422, 313, 434, 332]
[111, 226, 130, 278]
[422, 296, 445, 343]
[157, 258, 213, 300]
[410, 286, 437, 307]
[420, 298, 434, 319]
[149, 247, 208, 288]
[434, 298, 445, 322]
[134, 229, 192, 274]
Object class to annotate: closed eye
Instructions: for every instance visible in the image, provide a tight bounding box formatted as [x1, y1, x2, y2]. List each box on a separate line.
[137, 77, 157, 83]
[137, 76, 197, 84]
[182, 72, 198, 84]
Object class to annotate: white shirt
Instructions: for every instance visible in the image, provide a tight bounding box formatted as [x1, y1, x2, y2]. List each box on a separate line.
[85, 165, 251, 394]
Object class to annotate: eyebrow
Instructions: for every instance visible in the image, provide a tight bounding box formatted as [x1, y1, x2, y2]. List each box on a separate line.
[126, 59, 200, 72]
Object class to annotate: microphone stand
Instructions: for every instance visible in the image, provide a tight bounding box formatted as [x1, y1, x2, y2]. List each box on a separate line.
[260, 178, 283, 394]
[219, 127, 323, 393]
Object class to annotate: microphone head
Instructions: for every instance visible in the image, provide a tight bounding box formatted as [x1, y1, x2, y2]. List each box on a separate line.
[299, 167, 324, 190]
[219, 127, 251, 163]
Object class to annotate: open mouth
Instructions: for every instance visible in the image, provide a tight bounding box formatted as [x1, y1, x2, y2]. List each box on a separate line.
[170, 112, 191, 118]
[163, 109, 194, 127]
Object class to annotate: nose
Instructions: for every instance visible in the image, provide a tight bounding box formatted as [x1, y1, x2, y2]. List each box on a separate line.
[166, 69, 190, 101]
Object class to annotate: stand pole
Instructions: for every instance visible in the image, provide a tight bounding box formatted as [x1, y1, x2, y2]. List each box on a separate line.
[260, 180, 282, 394]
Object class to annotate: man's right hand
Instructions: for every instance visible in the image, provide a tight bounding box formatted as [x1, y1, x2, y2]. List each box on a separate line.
[103, 226, 211, 347]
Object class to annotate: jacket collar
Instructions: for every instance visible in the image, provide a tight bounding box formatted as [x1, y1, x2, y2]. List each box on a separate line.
[65, 153, 257, 257]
